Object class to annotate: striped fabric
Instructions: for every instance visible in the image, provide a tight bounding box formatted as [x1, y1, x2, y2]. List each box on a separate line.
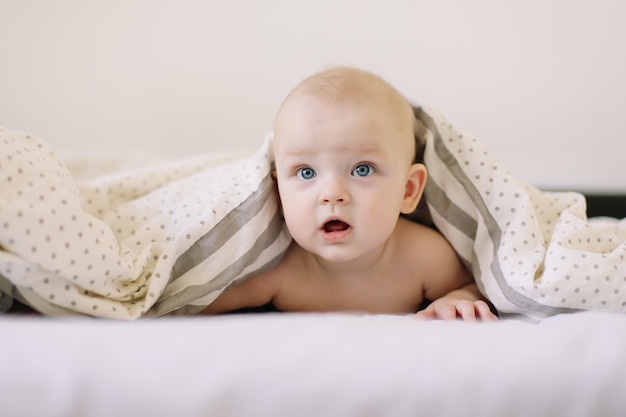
[0, 128, 290, 319]
[413, 106, 626, 318]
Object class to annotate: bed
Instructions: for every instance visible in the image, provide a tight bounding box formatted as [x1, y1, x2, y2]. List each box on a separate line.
[2, 103, 626, 416]
[3, 311, 626, 417]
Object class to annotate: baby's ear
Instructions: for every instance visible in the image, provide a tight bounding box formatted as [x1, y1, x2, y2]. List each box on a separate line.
[271, 170, 284, 215]
[400, 163, 427, 214]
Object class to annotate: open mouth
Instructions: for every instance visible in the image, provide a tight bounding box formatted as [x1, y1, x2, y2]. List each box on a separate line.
[322, 219, 350, 233]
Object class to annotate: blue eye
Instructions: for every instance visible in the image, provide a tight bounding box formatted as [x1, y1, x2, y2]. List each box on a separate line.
[351, 164, 375, 177]
[296, 167, 316, 180]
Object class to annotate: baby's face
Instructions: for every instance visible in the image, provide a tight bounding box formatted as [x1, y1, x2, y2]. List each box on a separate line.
[273, 94, 417, 263]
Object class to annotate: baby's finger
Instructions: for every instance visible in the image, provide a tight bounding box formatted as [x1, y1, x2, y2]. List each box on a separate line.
[438, 304, 459, 321]
[475, 301, 498, 322]
[414, 305, 437, 320]
[456, 301, 477, 322]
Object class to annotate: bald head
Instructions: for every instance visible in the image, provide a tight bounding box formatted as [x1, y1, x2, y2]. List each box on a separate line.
[276, 67, 415, 126]
[274, 67, 416, 159]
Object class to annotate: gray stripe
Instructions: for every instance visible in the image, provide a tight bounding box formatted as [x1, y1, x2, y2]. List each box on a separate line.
[424, 176, 477, 240]
[415, 107, 572, 315]
[147, 209, 287, 317]
[171, 174, 276, 280]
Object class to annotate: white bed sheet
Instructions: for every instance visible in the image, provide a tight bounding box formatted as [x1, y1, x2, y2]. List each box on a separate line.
[2, 311, 626, 417]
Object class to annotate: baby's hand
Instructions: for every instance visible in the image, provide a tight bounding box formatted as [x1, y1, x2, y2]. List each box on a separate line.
[414, 296, 498, 322]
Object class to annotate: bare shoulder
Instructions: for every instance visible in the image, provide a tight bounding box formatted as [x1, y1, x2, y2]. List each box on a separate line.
[396, 217, 452, 249]
[394, 217, 459, 270]
[395, 217, 472, 298]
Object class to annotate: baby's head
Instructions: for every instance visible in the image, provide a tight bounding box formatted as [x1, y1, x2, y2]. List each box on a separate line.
[270, 67, 428, 262]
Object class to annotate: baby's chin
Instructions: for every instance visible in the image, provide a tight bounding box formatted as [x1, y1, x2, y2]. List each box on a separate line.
[304, 243, 388, 265]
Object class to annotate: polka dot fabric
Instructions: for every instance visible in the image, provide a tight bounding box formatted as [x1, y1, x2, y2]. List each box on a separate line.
[0, 126, 289, 318]
[415, 106, 626, 318]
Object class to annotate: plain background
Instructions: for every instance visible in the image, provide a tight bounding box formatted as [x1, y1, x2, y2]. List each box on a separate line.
[0, 0, 624, 192]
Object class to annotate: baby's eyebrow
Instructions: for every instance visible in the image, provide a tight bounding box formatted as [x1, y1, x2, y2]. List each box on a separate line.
[273, 143, 312, 155]
[277, 142, 391, 162]
[282, 148, 310, 156]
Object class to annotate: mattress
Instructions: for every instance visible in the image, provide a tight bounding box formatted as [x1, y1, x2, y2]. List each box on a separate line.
[2, 311, 626, 417]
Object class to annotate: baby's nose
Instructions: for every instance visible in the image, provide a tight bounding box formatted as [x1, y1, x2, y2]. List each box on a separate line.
[320, 180, 350, 205]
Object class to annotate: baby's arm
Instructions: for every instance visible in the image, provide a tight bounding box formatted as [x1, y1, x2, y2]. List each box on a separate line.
[414, 228, 497, 321]
[200, 273, 279, 314]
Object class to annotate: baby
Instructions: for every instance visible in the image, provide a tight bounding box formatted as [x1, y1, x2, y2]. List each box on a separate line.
[202, 67, 497, 321]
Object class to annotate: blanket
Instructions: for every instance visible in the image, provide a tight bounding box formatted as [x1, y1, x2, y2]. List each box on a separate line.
[0, 128, 291, 319]
[1, 107, 625, 319]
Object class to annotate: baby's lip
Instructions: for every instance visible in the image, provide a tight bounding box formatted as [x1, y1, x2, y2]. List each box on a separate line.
[320, 217, 352, 241]
[321, 218, 350, 232]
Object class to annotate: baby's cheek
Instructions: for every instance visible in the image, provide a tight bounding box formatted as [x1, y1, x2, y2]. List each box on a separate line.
[281, 205, 307, 237]
[363, 202, 401, 233]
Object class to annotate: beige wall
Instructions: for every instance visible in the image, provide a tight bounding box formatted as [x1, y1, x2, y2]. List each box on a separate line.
[1, 0, 624, 191]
